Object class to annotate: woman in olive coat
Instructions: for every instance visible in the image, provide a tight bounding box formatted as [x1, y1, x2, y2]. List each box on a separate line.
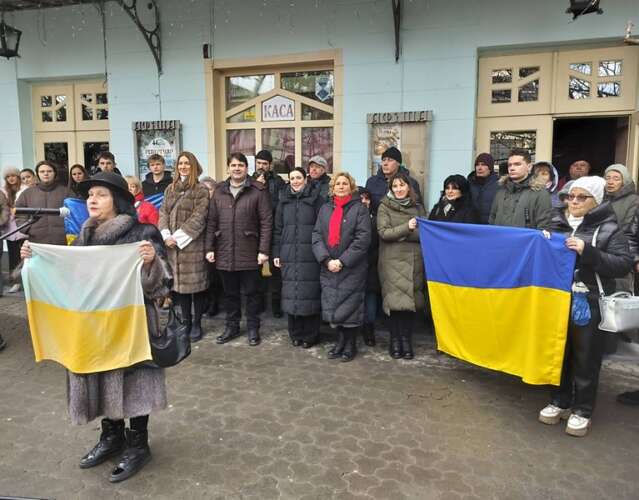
[312, 172, 371, 362]
[158, 151, 210, 342]
[273, 167, 324, 347]
[377, 172, 427, 360]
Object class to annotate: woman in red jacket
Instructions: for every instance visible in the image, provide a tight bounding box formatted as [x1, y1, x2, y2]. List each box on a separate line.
[125, 175, 159, 226]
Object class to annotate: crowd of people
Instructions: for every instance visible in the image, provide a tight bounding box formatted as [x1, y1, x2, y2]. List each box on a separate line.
[2, 144, 639, 482]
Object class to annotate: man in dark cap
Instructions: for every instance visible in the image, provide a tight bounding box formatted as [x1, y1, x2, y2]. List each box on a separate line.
[252, 149, 285, 317]
[467, 152, 499, 224]
[364, 146, 423, 213]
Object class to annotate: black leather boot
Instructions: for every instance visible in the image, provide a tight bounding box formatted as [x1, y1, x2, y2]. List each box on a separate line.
[401, 332, 414, 360]
[109, 429, 151, 483]
[362, 323, 376, 347]
[248, 328, 261, 346]
[389, 331, 403, 359]
[272, 299, 283, 318]
[79, 419, 125, 469]
[341, 329, 357, 362]
[216, 324, 240, 344]
[327, 329, 345, 359]
[190, 320, 203, 343]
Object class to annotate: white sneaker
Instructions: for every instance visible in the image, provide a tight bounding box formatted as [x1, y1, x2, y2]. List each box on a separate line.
[8, 284, 21, 293]
[565, 414, 590, 437]
[539, 404, 571, 425]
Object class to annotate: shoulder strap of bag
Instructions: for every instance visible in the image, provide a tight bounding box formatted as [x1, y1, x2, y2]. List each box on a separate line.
[591, 226, 605, 297]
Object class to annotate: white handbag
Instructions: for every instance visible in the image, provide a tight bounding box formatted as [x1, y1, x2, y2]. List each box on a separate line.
[591, 226, 639, 333]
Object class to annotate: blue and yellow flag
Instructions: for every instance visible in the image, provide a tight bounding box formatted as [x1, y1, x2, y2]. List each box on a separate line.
[418, 219, 576, 385]
[22, 242, 151, 374]
[145, 192, 164, 210]
[63, 197, 89, 245]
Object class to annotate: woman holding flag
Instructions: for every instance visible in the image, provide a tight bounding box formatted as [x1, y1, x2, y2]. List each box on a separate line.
[21, 171, 171, 481]
[539, 176, 632, 437]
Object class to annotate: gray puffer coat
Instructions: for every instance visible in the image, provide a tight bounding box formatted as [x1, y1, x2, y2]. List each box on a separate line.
[312, 197, 371, 327]
[272, 183, 324, 316]
[377, 196, 426, 315]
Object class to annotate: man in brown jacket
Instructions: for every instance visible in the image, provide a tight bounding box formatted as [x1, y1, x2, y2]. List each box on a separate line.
[15, 161, 73, 245]
[206, 153, 273, 346]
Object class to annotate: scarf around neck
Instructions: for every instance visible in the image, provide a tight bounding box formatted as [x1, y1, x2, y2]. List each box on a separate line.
[328, 194, 352, 248]
[386, 191, 412, 207]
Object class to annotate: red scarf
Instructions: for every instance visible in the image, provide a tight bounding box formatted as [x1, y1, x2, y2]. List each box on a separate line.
[328, 194, 352, 247]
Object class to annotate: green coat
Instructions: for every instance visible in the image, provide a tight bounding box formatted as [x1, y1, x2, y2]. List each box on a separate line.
[488, 175, 552, 230]
[377, 196, 426, 315]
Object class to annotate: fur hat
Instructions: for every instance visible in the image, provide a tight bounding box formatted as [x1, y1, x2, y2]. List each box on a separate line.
[382, 147, 402, 164]
[570, 176, 605, 205]
[2, 166, 20, 179]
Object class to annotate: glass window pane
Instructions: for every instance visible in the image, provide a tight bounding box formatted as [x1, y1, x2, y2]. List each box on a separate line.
[489, 130, 536, 165]
[41, 95, 52, 107]
[518, 66, 539, 79]
[227, 106, 256, 123]
[598, 60, 622, 77]
[96, 93, 108, 104]
[55, 95, 66, 105]
[570, 63, 591, 75]
[41, 111, 53, 122]
[82, 104, 93, 121]
[302, 104, 333, 121]
[569, 77, 590, 99]
[518, 79, 539, 102]
[81, 93, 93, 103]
[226, 129, 256, 158]
[56, 106, 67, 122]
[261, 128, 295, 174]
[43, 142, 69, 172]
[597, 82, 621, 98]
[281, 70, 334, 105]
[302, 127, 333, 172]
[491, 68, 512, 84]
[491, 89, 511, 103]
[225, 74, 274, 110]
[96, 109, 109, 120]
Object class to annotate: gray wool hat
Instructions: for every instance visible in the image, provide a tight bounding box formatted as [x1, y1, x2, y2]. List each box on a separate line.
[605, 163, 631, 186]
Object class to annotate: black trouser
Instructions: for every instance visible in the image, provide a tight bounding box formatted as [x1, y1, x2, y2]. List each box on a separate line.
[387, 310, 415, 337]
[219, 269, 262, 330]
[172, 291, 207, 324]
[551, 300, 606, 418]
[261, 258, 282, 308]
[288, 314, 321, 342]
[6, 239, 25, 273]
[107, 415, 148, 432]
[206, 263, 223, 311]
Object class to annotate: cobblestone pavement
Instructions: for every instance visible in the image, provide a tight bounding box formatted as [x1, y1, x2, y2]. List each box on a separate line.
[1, 294, 639, 500]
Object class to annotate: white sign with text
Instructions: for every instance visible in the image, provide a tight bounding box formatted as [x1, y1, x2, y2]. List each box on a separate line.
[262, 95, 295, 122]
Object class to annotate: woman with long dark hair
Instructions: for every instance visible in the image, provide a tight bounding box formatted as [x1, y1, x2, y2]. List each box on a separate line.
[158, 151, 210, 342]
[68, 164, 88, 198]
[21, 171, 171, 481]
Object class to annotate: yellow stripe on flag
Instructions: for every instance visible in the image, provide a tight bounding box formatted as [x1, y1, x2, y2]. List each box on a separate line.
[26, 300, 151, 374]
[428, 282, 569, 385]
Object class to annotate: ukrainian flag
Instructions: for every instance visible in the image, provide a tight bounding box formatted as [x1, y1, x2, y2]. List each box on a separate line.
[418, 220, 576, 385]
[22, 242, 152, 374]
[145, 192, 164, 210]
[63, 197, 89, 245]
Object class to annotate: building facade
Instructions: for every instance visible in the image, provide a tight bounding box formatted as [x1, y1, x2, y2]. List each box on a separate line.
[0, 0, 637, 205]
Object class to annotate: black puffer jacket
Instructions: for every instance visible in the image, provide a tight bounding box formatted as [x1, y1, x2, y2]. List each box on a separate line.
[312, 197, 371, 327]
[550, 203, 632, 299]
[429, 196, 478, 223]
[467, 171, 499, 224]
[253, 170, 286, 211]
[272, 183, 324, 316]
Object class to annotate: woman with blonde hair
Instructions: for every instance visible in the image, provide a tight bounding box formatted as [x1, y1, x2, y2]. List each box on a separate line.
[158, 151, 210, 342]
[2, 166, 28, 292]
[125, 175, 159, 226]
[312, 172, 371, 362]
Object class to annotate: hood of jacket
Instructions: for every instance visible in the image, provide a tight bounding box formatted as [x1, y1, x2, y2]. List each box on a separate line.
[498, 174, 546, 193]
[144, 170, 173, 184]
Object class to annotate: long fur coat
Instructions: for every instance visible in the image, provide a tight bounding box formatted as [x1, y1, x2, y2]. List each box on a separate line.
[67, 215, 171, 425]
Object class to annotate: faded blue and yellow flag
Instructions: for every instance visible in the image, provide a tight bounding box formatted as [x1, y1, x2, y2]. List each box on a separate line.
[418, 219, 576, 385]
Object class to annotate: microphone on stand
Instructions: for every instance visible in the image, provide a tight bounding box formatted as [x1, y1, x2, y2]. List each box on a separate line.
[14, 207, 71, 217]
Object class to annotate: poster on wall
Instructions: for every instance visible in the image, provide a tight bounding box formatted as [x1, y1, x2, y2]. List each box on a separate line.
[371, 124, 401, 171]
[133, 120, 181, 178]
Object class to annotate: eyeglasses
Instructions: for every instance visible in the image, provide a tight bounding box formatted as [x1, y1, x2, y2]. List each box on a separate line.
[567, 194, 593, 203]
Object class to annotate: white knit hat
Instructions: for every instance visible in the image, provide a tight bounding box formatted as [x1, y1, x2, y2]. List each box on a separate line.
[570, 176, 606, 205]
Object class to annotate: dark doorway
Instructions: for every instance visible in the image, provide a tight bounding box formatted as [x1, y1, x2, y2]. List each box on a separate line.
[552, 116, 629, 179]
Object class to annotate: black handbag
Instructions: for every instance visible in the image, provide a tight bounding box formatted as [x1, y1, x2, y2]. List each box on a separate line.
[150, 303, 191, 368]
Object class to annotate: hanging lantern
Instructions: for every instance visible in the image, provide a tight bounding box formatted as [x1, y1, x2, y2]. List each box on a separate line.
[0, 12, 21, 59]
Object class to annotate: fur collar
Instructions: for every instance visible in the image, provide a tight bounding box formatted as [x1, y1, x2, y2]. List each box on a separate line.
[498, 174, 546, 192]
[77, 214, 136, 246]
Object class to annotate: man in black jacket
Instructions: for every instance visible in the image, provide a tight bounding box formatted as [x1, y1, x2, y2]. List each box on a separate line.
[253, 149, 285, 317]
[308, 155, 331, 202]
[142, 154, 173, 198]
